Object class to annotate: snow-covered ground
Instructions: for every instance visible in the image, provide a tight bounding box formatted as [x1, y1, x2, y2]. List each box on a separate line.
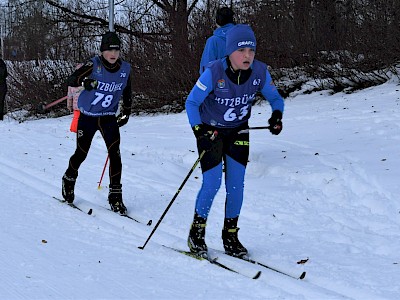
[1, 79, 399, 299]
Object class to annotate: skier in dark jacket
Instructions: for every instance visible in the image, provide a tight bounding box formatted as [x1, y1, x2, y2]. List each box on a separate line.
[0, 58, 8, 121]
[186, 24, 284, 257]
[62, 31, 132, 215]
[199, 7, 235, 75]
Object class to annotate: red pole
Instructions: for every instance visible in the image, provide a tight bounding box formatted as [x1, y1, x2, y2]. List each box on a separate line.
[98, 155, 109, 189]
[44, 95, 68, 110]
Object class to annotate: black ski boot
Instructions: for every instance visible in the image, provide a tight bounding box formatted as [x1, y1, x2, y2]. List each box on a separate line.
[108, 184, 127, 215]
[62, 171, 77, 203]
[222, 217, 248, 258]
[187, 213, 208, 256]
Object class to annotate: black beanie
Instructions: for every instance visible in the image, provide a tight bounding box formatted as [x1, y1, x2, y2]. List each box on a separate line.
[100, 31, 121, 52]
[216, 7, 235, 26]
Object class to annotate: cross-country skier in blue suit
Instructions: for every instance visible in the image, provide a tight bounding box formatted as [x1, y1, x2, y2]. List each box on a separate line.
[186, 24, 285, 258]
[199, 7, 235, 75]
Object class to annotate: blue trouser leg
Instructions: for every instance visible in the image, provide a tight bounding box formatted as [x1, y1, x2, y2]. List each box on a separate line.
[195, 163, 222, 218]
[224, 155, 246, 218]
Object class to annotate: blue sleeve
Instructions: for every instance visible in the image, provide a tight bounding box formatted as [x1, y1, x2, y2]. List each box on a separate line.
[199, 37, 217, 75]
[185, 69, 214, 127]
[260, 70, 284, 113]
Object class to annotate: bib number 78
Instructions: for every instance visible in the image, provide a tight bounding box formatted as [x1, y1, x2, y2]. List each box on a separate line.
[91, 92, 113, 108]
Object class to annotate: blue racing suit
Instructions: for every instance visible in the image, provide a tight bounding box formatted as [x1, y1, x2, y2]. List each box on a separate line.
[199, 23, 235, 75]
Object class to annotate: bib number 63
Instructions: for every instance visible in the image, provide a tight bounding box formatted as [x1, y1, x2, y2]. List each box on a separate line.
[223, 105, 249, 121]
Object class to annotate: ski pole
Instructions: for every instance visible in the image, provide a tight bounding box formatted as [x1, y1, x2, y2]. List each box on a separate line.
[43, 95, 68, 110]
[37, 95, 68, 113]
[41, 87, 84, 111]
[138, 131, 218, 250]
[98, 155, 109, 189]
[238, 126, 270, 134]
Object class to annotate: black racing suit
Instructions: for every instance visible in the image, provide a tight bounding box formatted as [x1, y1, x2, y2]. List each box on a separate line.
[64, 56, 132, 186]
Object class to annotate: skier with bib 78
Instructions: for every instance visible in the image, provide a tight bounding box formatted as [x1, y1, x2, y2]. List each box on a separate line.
[185, 24, 284, 258]
[61, 31, 132, 215]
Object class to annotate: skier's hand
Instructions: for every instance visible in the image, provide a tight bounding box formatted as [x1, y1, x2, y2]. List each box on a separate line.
[268, 110, 283, 135]
[116, 105, 131, 127]
[82, 78, 98, 91]
[117, 114, 129, 127]
[192, 124, 217, 152]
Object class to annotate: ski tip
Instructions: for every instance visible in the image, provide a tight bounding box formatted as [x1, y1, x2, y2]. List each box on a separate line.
[253, 271, 262, 279]
[299, 271, 306, 280]
[138, 246, 144, 250]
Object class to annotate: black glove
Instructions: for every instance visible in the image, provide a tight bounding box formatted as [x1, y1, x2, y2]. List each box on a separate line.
[116, 105, 131, 127]
[268, 110, 283, 135]
[192, 124, 217, 152]
[82, 78, 98, 91]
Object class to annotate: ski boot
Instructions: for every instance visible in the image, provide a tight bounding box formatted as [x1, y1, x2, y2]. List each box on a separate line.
[187, 213, 208, 256]
[222, 217, 248, 258]
[108, 184, 127, 215]
[62, 171, 77, 203]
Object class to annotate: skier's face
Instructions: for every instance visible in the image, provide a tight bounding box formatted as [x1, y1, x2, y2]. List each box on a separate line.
[102, 49, 120, 64]
[229, 48, 255, 71]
